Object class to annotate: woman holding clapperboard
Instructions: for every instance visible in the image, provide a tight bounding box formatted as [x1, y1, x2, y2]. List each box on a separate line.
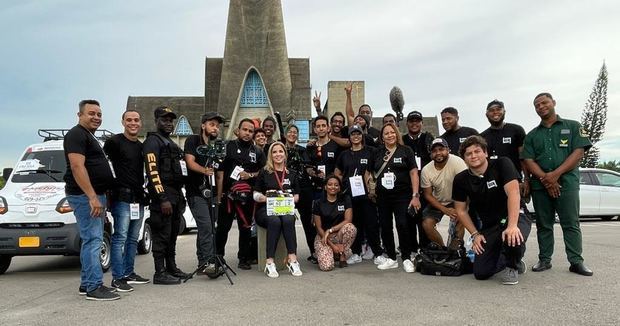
[253, 141, 302, 278]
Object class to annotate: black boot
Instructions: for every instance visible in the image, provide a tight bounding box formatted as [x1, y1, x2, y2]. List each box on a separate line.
[166, 257, 190, 279]
[154, 258, 181, 285]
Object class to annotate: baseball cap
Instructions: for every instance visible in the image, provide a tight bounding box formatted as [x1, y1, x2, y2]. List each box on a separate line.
[486, 100, 504, 110]
[407, 111, 423, 121]
[349, 124, 363, 136]
[430, 138, 449, 150]
[201, 112, 224, 123]
[154, 106, 177, 119]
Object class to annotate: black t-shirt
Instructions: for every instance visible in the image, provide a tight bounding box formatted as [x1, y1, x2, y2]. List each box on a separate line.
[63, 125, 114, 195]
[335, 146, 375, 192]
[220, 139, 266, 190]
[183, 134, 210, 197]
[306, 139, 343, 189]
[452, 157, 520, 230]
[312, 195, 352, 230]
[367, 126, 381, 143]
[402, 132, 433, 172]
[254, 169, 300, 204]
[480, 123, 526, 175]
[103, 134, 144, 194]
[440, 126, 479, 156]
[369, 144, 418, 197]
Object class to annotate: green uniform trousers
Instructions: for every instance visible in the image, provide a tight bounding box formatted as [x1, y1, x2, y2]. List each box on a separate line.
[531, 189, 583, 264]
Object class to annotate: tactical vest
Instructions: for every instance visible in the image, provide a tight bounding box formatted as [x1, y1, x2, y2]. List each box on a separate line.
[151, 133, 185, 187]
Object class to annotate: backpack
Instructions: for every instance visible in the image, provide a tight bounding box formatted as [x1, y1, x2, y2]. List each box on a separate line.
[414, 242, 473, 276]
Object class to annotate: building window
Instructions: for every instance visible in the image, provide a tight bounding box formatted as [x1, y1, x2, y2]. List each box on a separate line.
[240, 70, 269, 108]
[173, 115, 193, 136]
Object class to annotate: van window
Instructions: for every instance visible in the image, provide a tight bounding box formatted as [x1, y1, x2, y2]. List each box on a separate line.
[11, 150, 66, 183]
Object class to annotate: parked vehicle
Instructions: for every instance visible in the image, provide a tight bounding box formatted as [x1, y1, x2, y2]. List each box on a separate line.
[527, 168, 620, 221]
[0, 130, 152, 275]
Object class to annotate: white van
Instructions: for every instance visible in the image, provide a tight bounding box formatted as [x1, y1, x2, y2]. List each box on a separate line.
[0, 129, 152, 274]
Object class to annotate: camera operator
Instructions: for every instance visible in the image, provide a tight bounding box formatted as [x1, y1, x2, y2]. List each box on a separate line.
[215, 119, 266, 270]
[184, 112, 224, 275]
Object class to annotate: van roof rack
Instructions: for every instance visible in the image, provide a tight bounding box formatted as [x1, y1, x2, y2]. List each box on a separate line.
[38, 129, 114, 142]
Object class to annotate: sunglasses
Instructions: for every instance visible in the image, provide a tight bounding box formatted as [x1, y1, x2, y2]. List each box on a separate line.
[316, 145, 322, 158]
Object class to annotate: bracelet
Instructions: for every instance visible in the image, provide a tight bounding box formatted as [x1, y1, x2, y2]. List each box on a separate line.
[471, 231, 480, 238]
[328, 228, 333, 234]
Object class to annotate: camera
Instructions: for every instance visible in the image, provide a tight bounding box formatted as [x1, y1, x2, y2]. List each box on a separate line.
[199, 183, 212, 199]
[196, 139, 227, 164]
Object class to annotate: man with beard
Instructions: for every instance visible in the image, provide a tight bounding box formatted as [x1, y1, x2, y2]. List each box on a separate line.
[480, 100, 529, 200]
[439, 107, 478, 157]
[420, 138, 467, 246]
[522, 93, 593, 276]
[104, 110, 150, 292]
[64, 99, 118, 300]
[215, 119, 266, 270]
[184, 112, 224, 275]
[382, 113, 397, 126]
[143, 106, 188, 284]
[329, 112, 351, 148]
[402, 111, 434, 250]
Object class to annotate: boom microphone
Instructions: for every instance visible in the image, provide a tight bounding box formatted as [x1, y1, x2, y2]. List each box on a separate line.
[389, 86, 405, 122]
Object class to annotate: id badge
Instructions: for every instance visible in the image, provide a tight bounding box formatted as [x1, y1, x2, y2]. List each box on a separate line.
[108, 160, 116, 178]
[230, 165, 244, 180]
[349, 175, 365, 197]
[382, 172, 395, 190]
[130, 203, 140, 220]
[317, 165, 326, 176]
[179, 160, 188, 176]
[414, 155, 421, 170]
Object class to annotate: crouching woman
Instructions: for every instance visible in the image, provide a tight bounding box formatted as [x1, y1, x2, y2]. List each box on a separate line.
[313, 175, 357, 271]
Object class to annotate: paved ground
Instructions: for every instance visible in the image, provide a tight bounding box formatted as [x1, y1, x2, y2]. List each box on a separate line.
[0, 219, 619, 325]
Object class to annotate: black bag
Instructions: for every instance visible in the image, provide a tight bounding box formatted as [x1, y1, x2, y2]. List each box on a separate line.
[414, 242, 473, 276]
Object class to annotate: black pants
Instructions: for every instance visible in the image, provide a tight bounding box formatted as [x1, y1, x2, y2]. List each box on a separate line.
[149, 192, 184, 273]
[378, 195, 414, 261]
[188, 195, 215, 266]
[296, 186, 315, 256]
[410, 195, 430, 252]
[351, 195, 383, 256]
[215, 197, 255, 262]
[255, 207, 297, 258]
[474, 213, 532, 280]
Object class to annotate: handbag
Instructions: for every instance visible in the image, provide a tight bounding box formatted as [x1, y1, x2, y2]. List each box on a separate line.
[367, 149, 395, 202]
[414, 242, 473, 276]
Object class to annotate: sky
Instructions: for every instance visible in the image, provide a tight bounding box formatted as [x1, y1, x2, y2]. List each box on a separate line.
[1, 0, 619, 169]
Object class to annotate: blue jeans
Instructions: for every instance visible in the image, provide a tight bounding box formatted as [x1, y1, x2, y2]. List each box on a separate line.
[110, 201, 144, 280]
[67, 194, 105, 292]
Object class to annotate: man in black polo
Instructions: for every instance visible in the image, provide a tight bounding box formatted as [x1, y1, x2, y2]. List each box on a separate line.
[452, 136, 531, 285]
[215, 118, 266, 270]
[143, 106, 188, 284]
[439, 107, 478, 156]
[64, 99, 118, 300]
[184, 112, 224, 275]
[402, 110, 434, 251]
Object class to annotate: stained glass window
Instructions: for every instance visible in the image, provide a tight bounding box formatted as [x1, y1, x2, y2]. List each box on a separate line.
[240, 70, 269, 107]
[173, 115, 193, 136]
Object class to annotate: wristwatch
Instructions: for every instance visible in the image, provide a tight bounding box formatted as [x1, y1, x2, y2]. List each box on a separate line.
[412, 192, 420, 198]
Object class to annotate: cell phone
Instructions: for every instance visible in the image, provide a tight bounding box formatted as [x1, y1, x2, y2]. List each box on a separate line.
[408, 205, 418, 216]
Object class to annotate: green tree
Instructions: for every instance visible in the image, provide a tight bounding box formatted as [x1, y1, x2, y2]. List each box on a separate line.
[580, 62, 608, 167]
[0, 176, 4, 190]
[597, 160, 620, 173]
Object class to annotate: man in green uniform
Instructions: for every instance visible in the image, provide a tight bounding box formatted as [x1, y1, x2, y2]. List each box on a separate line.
[522, 92, 593, 276]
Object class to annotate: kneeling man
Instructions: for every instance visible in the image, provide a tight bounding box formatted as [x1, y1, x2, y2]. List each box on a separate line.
[452, 136, 531, 285]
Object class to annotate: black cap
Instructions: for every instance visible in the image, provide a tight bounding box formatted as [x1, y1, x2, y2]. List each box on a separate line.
[407, 111, 423, 121]
[349, 124, 363, 136]
[486, 100, 504, 110]
[430, 138, 449, 150]
[201, 112, 224, 124]
[154, 106, 177, 119]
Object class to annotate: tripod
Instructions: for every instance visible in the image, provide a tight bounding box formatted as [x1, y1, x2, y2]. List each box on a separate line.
[184, 158, 236, 285]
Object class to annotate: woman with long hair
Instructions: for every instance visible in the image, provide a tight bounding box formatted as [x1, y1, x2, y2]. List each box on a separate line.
[253, 142, 302, 278]
[365, 123, 421, 272]
[312, 175, 357, 271]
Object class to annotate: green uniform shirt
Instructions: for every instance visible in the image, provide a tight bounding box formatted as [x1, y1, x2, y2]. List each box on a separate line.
[522, 115, 592, 191]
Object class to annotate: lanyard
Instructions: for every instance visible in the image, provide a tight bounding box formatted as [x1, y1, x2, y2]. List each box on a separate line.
[273, 169, 287, 191]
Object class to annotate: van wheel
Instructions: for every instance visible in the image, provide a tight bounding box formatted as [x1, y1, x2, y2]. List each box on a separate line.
[0, 255, 12, 275]
[100, 231, 111, 272]
[138, 223, 152, 254]
[178, 216, 187, 235]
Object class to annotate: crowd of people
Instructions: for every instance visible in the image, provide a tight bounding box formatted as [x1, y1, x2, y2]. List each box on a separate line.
[63, 89, 594, 301]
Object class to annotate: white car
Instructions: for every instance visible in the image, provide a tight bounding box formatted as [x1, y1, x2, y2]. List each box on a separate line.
[527, 168, 620, 221]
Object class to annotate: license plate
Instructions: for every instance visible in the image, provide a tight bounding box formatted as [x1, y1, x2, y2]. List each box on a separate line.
[19, 236, 40, 248]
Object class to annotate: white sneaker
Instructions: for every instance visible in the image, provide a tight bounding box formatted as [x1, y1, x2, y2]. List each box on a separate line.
[410, 252, 419, 261]
[264, 262, 279, 278]
[377, 258, 398, 270]
[403, 259, 415, 273]
[373, 254, 388, 265]
[362, 247, 374, 260]
[346, 254, 363, 265]
[287, 261, 303, 277]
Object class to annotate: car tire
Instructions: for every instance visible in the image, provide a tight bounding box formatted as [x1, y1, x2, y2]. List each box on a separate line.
[178, 216, 187, 235]
[0, 255, 12, 275]
[100, 231, 111, 272]
[138, 223, 152, 254]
